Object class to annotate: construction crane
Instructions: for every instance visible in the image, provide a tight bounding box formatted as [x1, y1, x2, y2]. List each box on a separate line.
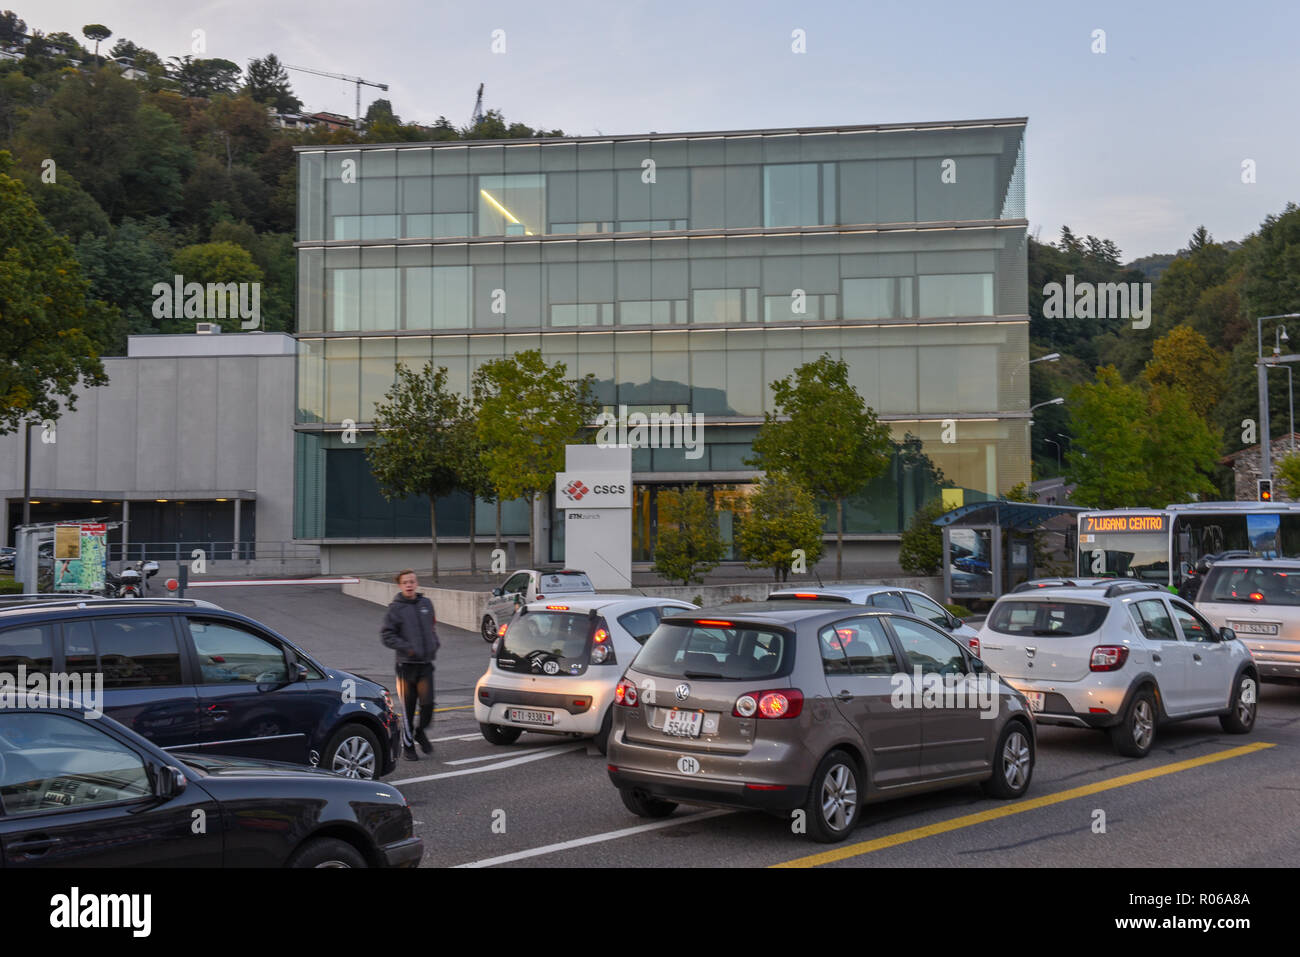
[470, 83, 485, 127]
[284, 63, 389, 129]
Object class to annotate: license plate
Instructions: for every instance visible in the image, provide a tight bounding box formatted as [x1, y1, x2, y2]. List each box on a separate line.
[1023, 692, 1045, 712]
[1230, 621, 1279, 636]
[508, 708, 554, 726]
[661, 709, 703, 738]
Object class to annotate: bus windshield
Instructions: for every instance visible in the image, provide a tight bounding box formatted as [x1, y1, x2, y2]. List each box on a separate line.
[1078, 532, 1170, 582]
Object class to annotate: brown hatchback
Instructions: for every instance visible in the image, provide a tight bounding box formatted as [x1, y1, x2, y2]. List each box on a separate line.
[606, 602, 1035, 842]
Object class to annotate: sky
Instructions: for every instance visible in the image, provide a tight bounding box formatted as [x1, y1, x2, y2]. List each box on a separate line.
[33, 0, 1300, 261]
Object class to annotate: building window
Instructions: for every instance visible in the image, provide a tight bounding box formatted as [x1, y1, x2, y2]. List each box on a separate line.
[478, 174, 546, 236]
[918, 273, 994, 317]
[843, 277, 913, 320]
[403, 212, 473, 239]
[763, 163, 835, 227]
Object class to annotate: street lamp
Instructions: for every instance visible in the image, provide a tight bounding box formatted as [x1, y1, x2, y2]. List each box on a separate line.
[1255, 312, 1300, 485]
[1044, 437, 1062, 472]
[1029, 397, 1065, 414]
[1011, 353, 1061, 409]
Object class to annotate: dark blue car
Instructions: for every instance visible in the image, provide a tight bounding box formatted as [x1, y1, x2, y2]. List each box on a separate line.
[0, 598, 401, 779]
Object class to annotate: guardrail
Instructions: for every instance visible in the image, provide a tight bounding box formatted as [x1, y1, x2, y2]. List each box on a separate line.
[108, 541, 320, 563]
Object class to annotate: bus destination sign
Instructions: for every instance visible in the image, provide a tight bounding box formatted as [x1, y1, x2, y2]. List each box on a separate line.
[1081, 514, 1168, 534]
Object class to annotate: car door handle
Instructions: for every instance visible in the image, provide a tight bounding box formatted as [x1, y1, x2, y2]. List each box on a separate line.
[9, 835, 59, 855]
[1193, 653, 1203, 662]
[835, 690, 854, 701]
[1152, 653, 1161, 663]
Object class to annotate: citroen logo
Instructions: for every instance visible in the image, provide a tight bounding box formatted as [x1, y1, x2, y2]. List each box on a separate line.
[675, 683, 690, 701]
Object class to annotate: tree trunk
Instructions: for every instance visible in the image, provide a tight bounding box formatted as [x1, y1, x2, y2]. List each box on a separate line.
[528, 492, 537, 566]
[495, 498, 502, 550]
[429, 498, 439, 583]
[836, 498, 844, 581]
[468, 492, 477, 574]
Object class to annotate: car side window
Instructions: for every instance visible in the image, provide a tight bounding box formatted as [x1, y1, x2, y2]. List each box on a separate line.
[0, 712, 150, 816]
[65, 617, 183, 689]
[1169, 602, 1216, 643]
[503, 573, 529, 595]
[837, 618, 898, 675]
[1129, 600, 1178, 642]
[617, 607, 661, 644]
[187, 619, 288, 684]
[890, 618, 966, 675]
[818, 625, 852, 675]
[0, 624, 54, 675]
[906, 593, 951, 627]
[869, 591, 908, 611]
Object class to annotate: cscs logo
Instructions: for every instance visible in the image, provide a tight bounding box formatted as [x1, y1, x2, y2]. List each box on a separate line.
[562, 480, 589, 502]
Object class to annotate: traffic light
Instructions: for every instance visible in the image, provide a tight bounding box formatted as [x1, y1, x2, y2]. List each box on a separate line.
[1258, 479, 1273, 502]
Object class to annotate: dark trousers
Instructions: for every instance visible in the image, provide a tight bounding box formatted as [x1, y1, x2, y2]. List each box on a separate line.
[396, 661, 435, 747]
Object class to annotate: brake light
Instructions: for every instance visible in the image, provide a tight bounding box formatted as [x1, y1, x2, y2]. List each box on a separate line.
[793, 593, 819, 599]
[615, 678, 639, 707]
[696, 620, 733, 627]
[733, 689, 803, 718]
[969, 636, 981, 656]
[497, 622, 508, 637]
[1089, 645, 1130, 671]
[545, 605, 569, 610]
[590, 626, 616, 665]
[1249, 593, 1264, 602]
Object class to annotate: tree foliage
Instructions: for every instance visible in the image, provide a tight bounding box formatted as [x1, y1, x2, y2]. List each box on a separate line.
[653, 486, 726, 585]
[897, 497, 952, 577]
[735, 472, 825, 583]
[1142, 326, 1224, 418]
[243, 54, 300, 113]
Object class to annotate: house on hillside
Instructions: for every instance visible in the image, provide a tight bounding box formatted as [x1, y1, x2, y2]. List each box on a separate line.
[1221, 434, 1300, 500]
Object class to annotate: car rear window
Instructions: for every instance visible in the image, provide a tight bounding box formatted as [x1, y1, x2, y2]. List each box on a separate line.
[537, 572, 594, 594]
[1202, 565, 1300, 606]
[497, 611, 594, 675]
[633, 621, 791, 680]
[987, 600, 1110, 637]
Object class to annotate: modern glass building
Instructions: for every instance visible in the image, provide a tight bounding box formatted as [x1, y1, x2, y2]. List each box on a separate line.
[293, 118, 1030, 571]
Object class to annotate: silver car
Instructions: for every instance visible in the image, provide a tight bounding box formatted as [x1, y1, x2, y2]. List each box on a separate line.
[767, 585, 980, 650]
[481, 568, 596, 641]
[1196, 559, 1300, 683]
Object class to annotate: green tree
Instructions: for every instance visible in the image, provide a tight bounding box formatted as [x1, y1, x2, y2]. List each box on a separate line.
[81, 24, 111, 62]
[0, 153, 111, 434]
[735, 472, 825, 583]
[243, 54, 300, 113]
[1145, 384, 1219, 505]
[169, 56, 241, 98]
[0, 11, 26, 46]
[1141, 326, 1224, 418]
[749, 353, 893, 579]
[367, 363, 471, 581]
[653, 486, 726, 585]
[77, 217, 176, 339]
[1276, 453, 1300, 500]
[897, 497, 952, 576]
[166, 241, 263, 331]
[472, 350, 598, 564]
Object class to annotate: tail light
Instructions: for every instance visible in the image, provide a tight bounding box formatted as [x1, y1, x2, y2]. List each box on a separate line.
[589, 625, 616, 665]
[615, 678, 639, 707]
[497, 622, 509, 637]
[969, 636, 981, 656]
[1089, 645, 1130, 671]
[733, 689, 803, 718]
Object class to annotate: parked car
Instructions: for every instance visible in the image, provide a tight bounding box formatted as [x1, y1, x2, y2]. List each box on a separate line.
[0, 699, 421, 867]
[607, 601, 1035, 843]
[767, 584, 980, 649]
[975, 581, 1259, 757]
[481, 568, 596, 641]
[1010, 577, 1119, 592]
[0, 597, 403, 779]
[1195, 558, 1300, 684]
[476, 594, 696, 753]
[0, 547, 14, 570]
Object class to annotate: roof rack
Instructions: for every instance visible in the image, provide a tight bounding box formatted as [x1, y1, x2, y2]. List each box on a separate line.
[1012, 580, 1077, 593]
[0, 596, 221, 613]
[0, 592, 105, 605]
[1103, 582, 1164, 598]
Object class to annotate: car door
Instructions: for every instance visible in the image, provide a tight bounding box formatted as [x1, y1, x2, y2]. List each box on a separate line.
[820, 616, 922, 789]
[1126, 598, 1192, 716]
[1168, 599, 1235, 712]
[886, 616, 991, 780]
[0, 711, 222, 867]
[62, 615, 202, 750]
[182, 616, 319, 764]
[489, 572, 531, 625]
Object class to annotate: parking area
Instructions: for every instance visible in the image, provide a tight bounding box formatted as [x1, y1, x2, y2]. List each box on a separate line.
[215, 583, 1300, 869]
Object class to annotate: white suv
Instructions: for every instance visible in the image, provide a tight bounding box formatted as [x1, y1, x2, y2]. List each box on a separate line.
[976, 581, 1259, 757]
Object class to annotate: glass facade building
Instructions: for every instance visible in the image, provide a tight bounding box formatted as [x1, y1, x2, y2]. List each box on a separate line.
[293, 119, 1030, 559]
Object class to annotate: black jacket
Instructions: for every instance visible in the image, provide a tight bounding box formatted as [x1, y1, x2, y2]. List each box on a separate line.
[381, 594, 440, 664]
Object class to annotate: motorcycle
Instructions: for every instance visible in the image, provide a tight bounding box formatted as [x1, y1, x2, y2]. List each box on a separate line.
[105, 560, 160, 598]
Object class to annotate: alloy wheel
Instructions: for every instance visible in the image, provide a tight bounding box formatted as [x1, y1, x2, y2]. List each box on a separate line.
[1133, 699, 1155, 749]
[819, 763, 858, 833]
[332, 735, 376, 778]
[1002, 729, 1031, 790]
[1237, 677, 1257, 724]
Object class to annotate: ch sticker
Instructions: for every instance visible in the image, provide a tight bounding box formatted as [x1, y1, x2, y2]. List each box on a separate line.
[676, 755, 700, 775]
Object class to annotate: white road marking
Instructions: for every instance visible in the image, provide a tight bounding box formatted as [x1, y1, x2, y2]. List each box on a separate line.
[454, 809, 735, 868]
[444, 748, 562, 766]
[389, 743, 583, 785]
[431, 733, 483, 743]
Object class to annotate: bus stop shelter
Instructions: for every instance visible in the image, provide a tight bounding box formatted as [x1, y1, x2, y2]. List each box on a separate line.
[932, 501, 1088, 603]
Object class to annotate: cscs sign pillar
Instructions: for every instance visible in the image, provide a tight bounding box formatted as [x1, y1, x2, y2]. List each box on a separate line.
[556, 445, 632, 590]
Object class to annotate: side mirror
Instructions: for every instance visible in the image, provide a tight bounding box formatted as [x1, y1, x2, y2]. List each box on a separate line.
[491, 587, 502, 598]
[968, 656, 986, 674]
[1219, 627, 1236, 643]
[155, 765, 188, 798]
[143, 561, 159, 577]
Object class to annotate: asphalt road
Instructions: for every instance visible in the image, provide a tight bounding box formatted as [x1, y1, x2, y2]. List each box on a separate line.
[211, 582, 1300, 869]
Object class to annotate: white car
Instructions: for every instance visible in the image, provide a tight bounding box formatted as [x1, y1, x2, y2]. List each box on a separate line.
[768, 585, 980, 649]
[474, 595, 696, 753]
[975, 581, 1259, 757]
[481, 568, 596, 641]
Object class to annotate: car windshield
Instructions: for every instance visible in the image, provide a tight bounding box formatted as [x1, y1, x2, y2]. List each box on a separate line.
[987, 600, 1110, 637]
[1203, 565, 1300, 606]
[633, 621, 791, 680]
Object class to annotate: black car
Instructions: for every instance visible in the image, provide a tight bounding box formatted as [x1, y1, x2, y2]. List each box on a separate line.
[0, 701, 422, 867]
[0, 598, 402, 779]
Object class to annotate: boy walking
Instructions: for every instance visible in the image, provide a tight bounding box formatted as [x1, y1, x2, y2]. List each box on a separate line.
[381, 569, 439, 760]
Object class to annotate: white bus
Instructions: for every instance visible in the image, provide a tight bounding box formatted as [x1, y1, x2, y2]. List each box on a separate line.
[1075, 501, 1300, 589]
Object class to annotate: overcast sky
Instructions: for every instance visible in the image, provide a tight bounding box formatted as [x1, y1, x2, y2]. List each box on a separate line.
[34, 0, 1300, 260]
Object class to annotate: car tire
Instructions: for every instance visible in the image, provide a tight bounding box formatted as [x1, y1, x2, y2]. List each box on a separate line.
[480, 722, 522, 745]
[619, 787, 677, 819]
[803, 749, 862, 843]
[1219, 672, 1258, 734]
[481, 615, 497, 642]
[323, 724, 381, 779]
[1109, 687, 1157, 758]
[594, 706, 614, 755]
[287, 837, 368, 868]
[981, 720, 1034, 798]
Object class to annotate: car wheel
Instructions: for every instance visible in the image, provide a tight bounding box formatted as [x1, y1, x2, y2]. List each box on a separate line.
[981, 720, 1034, 798]
[287, 837, 368, 868]
[323, 724, 380, 779]
[481, 615, 497, 642]
[803, 749, 862, 843]
[1219, 672, 1258, 734]
[1109, 687, 1157, 758]
[594, 706, 614, 755]
[619, 787, 677, 819]
[480, 722, 522, 745]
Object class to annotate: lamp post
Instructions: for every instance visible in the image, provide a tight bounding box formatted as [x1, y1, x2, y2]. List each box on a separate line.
[1044, 437, 1062, 472]
[1256, 313, 1300, 485]
[1011, 353, 1061, 409]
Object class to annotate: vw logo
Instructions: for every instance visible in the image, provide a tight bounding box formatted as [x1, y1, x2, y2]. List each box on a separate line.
[675, 683, 690, 701]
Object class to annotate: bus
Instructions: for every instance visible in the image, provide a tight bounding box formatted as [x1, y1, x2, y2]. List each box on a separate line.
[1075, 501, 1300, 589]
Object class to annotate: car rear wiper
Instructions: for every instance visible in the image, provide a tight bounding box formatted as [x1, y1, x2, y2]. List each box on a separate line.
[1031, 628, 1074, 636]
[683, 671, 724, 679]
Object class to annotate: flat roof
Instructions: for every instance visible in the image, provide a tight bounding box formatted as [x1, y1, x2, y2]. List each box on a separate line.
[294, 117, 1028, 152]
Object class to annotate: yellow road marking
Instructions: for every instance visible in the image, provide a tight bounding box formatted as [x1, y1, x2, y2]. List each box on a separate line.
[434, 704, 473, 712]
[773, 741, 1275, 868]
